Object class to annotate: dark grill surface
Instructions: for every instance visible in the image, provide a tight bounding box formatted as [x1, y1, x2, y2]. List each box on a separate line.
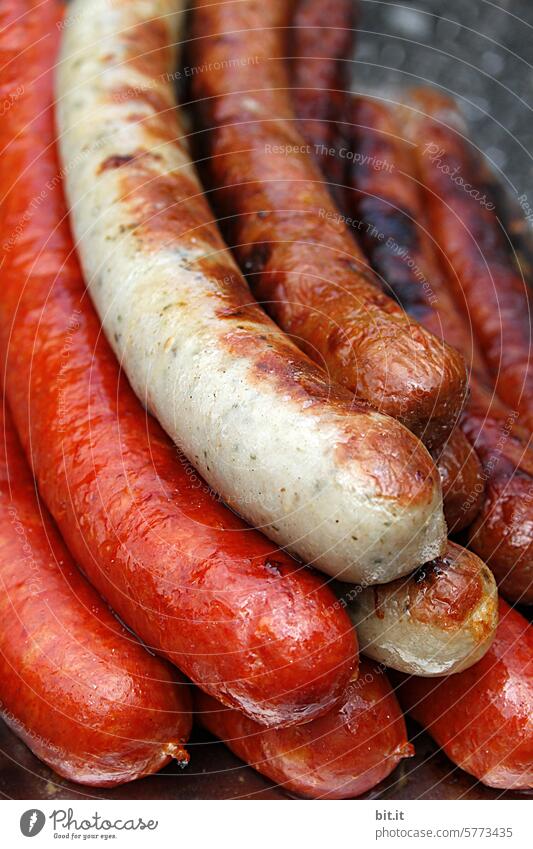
[353, 0, 533, 206]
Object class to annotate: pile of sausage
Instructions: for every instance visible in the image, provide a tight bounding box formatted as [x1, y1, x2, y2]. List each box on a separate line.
[0, 0, 530, 798]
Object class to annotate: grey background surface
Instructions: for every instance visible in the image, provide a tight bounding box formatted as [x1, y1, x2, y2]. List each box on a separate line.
[353, 0, 533, 206]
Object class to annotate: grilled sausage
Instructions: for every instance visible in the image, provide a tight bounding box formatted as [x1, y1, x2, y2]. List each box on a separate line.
[345, 94, 533, 604]
[0, 400, 191, 786]
[402, 88, 533, 431]
[195, 659, 413, 799]
[463, 410, 533, 606]
[348, 542, 498, 676]
[56, 0, 447, 585]
[345, 96, 488, 532]
[346, 97, 491, 384]
[290, 0, 356, 186]
[395, 598, 532, 790]
[467, 144, 533, 285]
[0, 0, 358, 728]
[429, 429, 484, 532]
[188, 0, 467, 450]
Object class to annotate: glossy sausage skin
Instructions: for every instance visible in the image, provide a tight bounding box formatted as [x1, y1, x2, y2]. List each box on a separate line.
[430, 429, 484, 532]
[346, 95, 533, 604]
[346, 96, 486, 532]
[468, 145, 533, 286]
[348, 542, 498, 676]
[463, 410, 533, 606]
[0, 0, 357, 728]
[347, 97, 491, 387]
[196, 660, 413, 799]
[0, 401, 191, 786]
[290, 0, 356, 186]
[395, 599, 533, 790]
[57, 0, 447, 586]
[403, 88, 533, 431]
[189, 0, 467, 450]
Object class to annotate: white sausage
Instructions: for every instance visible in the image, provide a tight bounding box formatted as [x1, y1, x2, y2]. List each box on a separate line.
[56, 0, 446, 584]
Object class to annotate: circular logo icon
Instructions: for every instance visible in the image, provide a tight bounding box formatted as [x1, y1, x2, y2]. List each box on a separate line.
[20, 809, 46, 837]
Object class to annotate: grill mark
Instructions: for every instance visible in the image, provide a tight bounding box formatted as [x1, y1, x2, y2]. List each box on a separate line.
[122, 18, 171, 79]
[117, 165, 224, 251]
[408, 547, 484, 627]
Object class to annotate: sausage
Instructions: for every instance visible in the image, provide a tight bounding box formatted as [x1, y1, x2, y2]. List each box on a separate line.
[346, 97, 488, 532]
[467, 146, 533, 286]
[395, 599, 533, 790]
[195, 659, 413, 799]
[345, 94, 533, 604]
[188, 0, 468, 450]
[346, 97, 491, 385]
[429, 429, 485, 533]
[463, 410, 533, 606]
[0, 0, 358, 728]
[402, 88, 533, 431]
[290, 0, 356, 186]
[347, 542, 498, 676]
[56, 0, 447, 585]
[0, 399, 191, 786]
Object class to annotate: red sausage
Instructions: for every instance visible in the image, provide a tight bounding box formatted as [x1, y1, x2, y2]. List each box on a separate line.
[196, 659, 413, 799]
[0, 0, 356, 728]
[345, 94, 533, 602]
[403, 88, 533, 431]
[395, 599, 533, 790]
[0, 400, 191, 786]
[189, 0, 467, 449]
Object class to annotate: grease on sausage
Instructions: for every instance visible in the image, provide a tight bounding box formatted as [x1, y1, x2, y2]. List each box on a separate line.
[395, 599, 532, 790]
[195, 659, 413, 799]
[0, 401, 191, 786]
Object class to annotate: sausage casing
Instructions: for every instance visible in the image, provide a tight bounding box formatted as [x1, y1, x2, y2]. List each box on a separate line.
[348, 542, 498, 676]
[346, 94, 533, 604]
[196, 659, 413, 799]
[56, 0, 446, 585]
[290, 0, 356, 186]
[189, 0, 468, 450]
[0, 0, 358, 728]
[395, 599, 533, 790]
[402, 88, 533, 430]
[0, 401, 191, 786]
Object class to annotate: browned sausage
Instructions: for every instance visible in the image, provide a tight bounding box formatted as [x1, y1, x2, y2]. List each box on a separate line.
[402, 88, 533, 432]
[195, 659, 413, 799]
[348, 541, 498, 676]
[189, 0, 468, 449]
[463, 410, 533, 605]
[56, 0, 448, 588]
[345, 94, 533, 603]
[429, 429, 485, 532]
[290, 0, 356, 186]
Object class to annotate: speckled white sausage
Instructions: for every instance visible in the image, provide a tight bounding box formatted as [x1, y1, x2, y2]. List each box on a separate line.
[56, 0, 446, 584]
[346, 542, 498, 675]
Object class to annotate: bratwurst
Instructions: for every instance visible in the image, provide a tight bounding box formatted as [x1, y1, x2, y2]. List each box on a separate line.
[189, 0, 467, 450]
[0, 0, 357, 728]
[56, 0, 446, 585]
